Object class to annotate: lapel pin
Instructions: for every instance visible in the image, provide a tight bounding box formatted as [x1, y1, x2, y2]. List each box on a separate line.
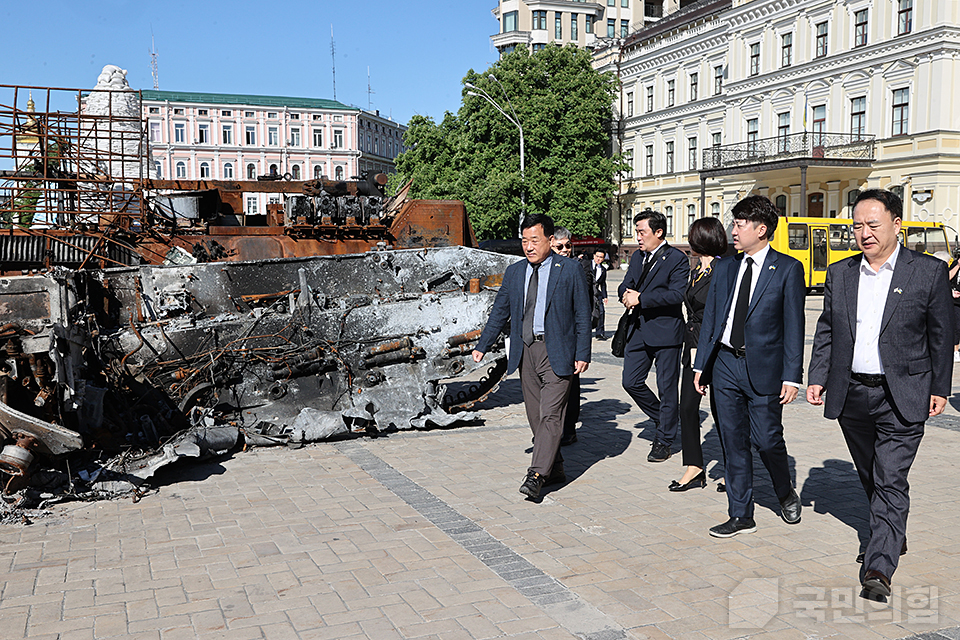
[769, 265, 776, 270]
[894, 287, 902, 294]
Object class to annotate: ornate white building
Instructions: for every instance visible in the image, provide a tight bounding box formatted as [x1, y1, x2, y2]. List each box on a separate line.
[600, 0, 960, 251]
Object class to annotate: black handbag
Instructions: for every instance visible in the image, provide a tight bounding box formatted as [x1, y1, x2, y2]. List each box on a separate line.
[611, 308, 636, 358]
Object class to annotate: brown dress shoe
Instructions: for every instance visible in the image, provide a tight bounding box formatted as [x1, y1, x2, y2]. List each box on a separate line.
[862, 569, 891, 599]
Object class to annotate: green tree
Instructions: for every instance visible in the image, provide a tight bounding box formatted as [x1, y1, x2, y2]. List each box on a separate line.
[393, 45, 624, 241]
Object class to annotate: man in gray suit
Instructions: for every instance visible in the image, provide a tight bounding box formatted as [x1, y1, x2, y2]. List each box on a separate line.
[807, 189, 953, 600]
[474, 214, 592, 500]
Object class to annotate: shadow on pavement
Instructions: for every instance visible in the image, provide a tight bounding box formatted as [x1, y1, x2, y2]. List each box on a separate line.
[151, 454, 234, 487]
[799, 458, 870, 543]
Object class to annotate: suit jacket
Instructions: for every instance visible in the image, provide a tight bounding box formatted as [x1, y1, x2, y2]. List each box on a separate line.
[683, 263, 714, 350]
[808, 248, 953, 423]
[694, 248, 805, 396]
[476, 254, 592, 376]
[617, 244, 689, 347]
[592, 262, 608, 300]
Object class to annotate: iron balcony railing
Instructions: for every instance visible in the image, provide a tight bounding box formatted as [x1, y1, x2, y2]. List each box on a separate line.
[701, 131, 876, 171]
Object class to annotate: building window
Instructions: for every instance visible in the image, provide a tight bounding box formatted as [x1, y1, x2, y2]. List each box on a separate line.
[714, 66, 723, 95]
[269, 164, 279, 177]
[246, 196, 258, 215]
[646, 86, 653, 112]
[312, 114, 323, 121]
[154, 161, 162, 177]
[608, 0, 615, 5]
[667, 80, 675, 107]
[626, 92, 634, 117]
[199, 162, 210, 178]
[816, 22, 828, 57]
[571, 13, 578, 39]
[222, 125, 232, 145]
[149, 122, 161, 143]
[665, 141, 674, 173]
[290, 113, 300, 120]
[892, 88, 909, 136]
[585, 15, 593, 34]
[503, 11, 518, 32]
[851, 96, 866, 140]
[624, 148, 633, 176]
[223, 162, 233, 179]
[749, 43, 760, 76]
[645, 144, 653, 176]
[556, 13, 563, 38]
[290, 128, 301, 147]
[333, 129, 343, 149]
[221, 110, 231, 117]
[689, 72, 698, 102]
[173, 108, 184, 115]
[687, 204, 697, 231]
[267, 111, 278, 119]
[174, 123, 185, 143]
[335, 166, 344, 180]
[532, 10, 546, 30]
[665, 207, 674, 236]
[244, 111, 255, 118]
[781, 33, 793, 67]
[245, 126, 256, 145]
[532, 44, 546, 52]
[622, 0, 629, 6]
[291, 165, 301, 180]
[314, 165, 323, 179]
[747, 118, 759, 154]
[854, 9, 868, 47]
[198, 124, 210, 144]
[175, 161, 186, 178]
[334, 115, 343, 122]
[621, 20, 629, 38]
[812, 105, 826, 147]
[198, 109, 208, 116]
[148, 107, 159, 114]
[268, 127, 279, 146]
[712, 132, 722, 147]
[777, 113, 790, 153]
[847, 189, 860, 215]
[607, 18, 615, 38]
[688, 137, 697, 171]
[898, 0, 913, 35]
[775, 194, 787, 216]
[711, 202, 721, 217]
[246, 163, 256, 179]
[313, 128, 323, 147]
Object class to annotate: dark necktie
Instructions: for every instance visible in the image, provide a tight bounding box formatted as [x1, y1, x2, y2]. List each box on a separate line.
[638, 251, 654, 286]
[729, 257, 753, 350]
[522, 263, 540, 346]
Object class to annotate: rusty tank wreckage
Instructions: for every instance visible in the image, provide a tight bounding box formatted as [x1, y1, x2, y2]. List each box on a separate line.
[0, 80, 519, 514]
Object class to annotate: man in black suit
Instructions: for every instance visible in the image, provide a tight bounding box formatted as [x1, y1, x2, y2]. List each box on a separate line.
[619, 210, 689, 463]
[807, 189, 952, 599]
[592, 249, 609, 340]
[474, 214, 592, 500]
[694, 196, 805, 538]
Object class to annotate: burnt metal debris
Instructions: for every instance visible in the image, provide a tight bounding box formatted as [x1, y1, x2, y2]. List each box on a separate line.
[0, 81, 520, 518]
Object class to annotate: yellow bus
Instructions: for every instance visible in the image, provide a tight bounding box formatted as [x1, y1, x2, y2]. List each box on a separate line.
[769, 217, 951, 289]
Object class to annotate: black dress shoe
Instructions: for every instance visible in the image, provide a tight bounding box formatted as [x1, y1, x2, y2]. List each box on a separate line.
[862, 569, 891, 599]
[545, 462, 566, 485]
[716, 482, 726, 493]
[857, 538, 907, 564]
[596, 335, 608, 341]
[709, 517, 757, 538]
[560, 433, 578, 446]
[519, 471, 546, 498]
[647, 441, 671, 462]
[779, 489, 802, 524]
[668, 470, 706, 492]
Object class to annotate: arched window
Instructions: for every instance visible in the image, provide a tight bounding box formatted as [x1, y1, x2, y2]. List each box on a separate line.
[711, 202, 721, 217]
[335, 166, 344, 180]
[176, 161, 186, 178]
[154, 161, 162, 178]
[223, 162, 234, 179]
[246, 163, 256, 179]
[269, 164, 278, 176]
[199, 162, 210, 178]
[313, 165, 323, 179]
[775, 194, 787, 216]
[291, 165, 301, 180]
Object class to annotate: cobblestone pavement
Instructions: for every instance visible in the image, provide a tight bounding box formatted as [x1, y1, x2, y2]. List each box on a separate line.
[2, 274, 960, 640]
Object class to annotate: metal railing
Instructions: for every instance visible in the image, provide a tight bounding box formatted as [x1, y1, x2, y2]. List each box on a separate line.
[701, 131, 876, 171]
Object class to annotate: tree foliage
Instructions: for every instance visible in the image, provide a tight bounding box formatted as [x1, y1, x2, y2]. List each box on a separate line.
[393, 45, 623, 241]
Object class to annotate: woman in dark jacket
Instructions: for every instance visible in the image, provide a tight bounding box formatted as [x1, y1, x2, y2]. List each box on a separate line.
[669, 217, 728, 492]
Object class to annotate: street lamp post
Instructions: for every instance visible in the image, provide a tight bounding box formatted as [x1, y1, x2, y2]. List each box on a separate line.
[464, 75, 525, 234]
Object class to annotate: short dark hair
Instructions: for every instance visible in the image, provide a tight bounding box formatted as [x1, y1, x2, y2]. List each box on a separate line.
[520, 213, 555, 237]
[731, 195, 779, 240]
[594, 248, 605, 256]
[633, 209, 666, 237]
[688, 217, 728, 257]
[853, 189, 902, 220]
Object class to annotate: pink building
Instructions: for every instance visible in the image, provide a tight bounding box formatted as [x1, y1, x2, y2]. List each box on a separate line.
[141, 90, 406, 215]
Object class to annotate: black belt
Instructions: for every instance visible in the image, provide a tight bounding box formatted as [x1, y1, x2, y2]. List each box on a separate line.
[532, 334, 544, 342]
[720, 343, 746, 358]
[851, 372, 886, 387]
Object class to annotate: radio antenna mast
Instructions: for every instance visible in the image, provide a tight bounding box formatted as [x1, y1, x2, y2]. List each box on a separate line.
[330, 25, 337, 101]
[150, 32, 159, 89]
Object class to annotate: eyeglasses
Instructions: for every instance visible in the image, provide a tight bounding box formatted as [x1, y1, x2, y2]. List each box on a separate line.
[554, 242, 572, 249]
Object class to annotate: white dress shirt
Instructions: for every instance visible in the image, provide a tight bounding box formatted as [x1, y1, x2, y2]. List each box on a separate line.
[721, 244, 770, 347]
[852, 243, 900, 374]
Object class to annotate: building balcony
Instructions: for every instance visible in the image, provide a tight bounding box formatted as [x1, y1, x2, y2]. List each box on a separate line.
[491, 31, 531, 50]
[700, 132, 876, 178]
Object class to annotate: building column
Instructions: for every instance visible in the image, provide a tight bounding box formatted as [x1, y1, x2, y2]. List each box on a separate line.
[700, 176, 706, 217]
[800, 165, 807, 217]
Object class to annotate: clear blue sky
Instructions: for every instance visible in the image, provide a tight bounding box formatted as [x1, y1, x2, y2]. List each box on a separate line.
[0, 1, 500, 125]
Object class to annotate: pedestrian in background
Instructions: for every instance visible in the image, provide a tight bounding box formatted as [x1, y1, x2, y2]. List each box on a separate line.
[592, 249, 608, 340]
[553, 227, 589, 446]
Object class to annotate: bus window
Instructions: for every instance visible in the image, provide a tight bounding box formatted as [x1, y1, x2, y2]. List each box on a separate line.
[925, 228, 949, 255]
[812, 227, 828, 271]
[788, 224, 808, 250]
[829, 224, 851, 251]
[905, 226, 928, 253]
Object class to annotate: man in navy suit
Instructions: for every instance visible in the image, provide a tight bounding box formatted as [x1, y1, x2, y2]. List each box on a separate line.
[694, 195, 805, 538]
[474, 214, 592, 499]
[808, 189, 952, 599]
[592, 249, 609, 339]
[619, 210, 689, 463]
